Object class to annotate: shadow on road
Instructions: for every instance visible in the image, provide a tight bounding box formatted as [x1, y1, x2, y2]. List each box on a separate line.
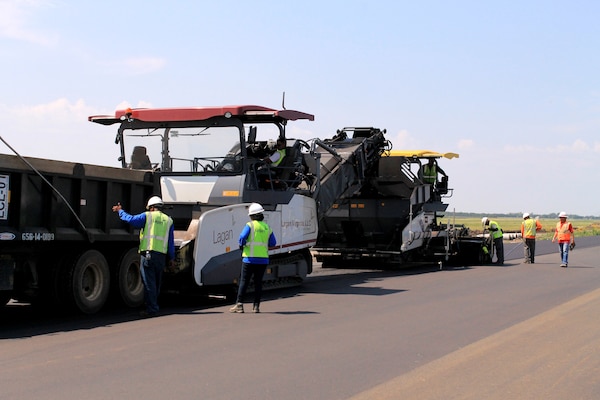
[1, 264, 445, 339]
[0, 294, 225, 340]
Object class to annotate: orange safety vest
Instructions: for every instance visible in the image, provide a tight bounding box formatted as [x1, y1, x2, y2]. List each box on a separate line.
[555, 221, 573, 243]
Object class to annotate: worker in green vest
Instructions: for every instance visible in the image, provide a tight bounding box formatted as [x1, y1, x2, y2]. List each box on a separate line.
[230, 203, 277, 314]
[264, 137, 287, 167]
[482, 217, 504, 265]
[521, 213, 542, 263]
[421, 158, 447, 185]
[112, 196, 175, 317]
[256, 138, 287, 189]
[420, 157, 448, 200]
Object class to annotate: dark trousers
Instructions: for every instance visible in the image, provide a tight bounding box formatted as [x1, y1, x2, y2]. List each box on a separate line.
[493, 237, 504, 264]
[140, 250, 166, 313]
[235, 262, 267, 305]
[524, 238, 536, 263]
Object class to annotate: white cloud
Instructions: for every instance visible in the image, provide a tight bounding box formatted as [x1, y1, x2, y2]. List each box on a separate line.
[545, 139, 593, 154]
[390, 129, 419, 150]
[0, 98, 118, 165]
[0, 0, 58, 46]
[571, 139, 590, 152]
[4, 98, 157, 132]
[10, 98, 95, 125]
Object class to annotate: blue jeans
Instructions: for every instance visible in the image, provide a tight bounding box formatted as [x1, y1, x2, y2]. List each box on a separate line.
[235, 262, 267, 305]
[558, 242, 570, 265]
[140, 251, 166, 313]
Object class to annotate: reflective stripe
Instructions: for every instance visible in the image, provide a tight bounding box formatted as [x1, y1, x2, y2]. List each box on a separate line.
[555, 221, 572, 242]
[139, 211, 173, 254]
[242, 220, 271, 259]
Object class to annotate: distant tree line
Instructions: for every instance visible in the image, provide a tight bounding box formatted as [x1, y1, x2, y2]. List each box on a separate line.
[452, 212, 599, 220]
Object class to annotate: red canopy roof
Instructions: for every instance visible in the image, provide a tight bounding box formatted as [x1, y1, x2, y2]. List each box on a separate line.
[89, 105, 314, 125]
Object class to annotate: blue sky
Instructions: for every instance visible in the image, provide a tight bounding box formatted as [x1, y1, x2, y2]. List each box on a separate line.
[1, 0, 599, 216]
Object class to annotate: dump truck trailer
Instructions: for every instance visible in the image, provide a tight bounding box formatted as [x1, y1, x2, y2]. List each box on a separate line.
[0, 152, 153, 313]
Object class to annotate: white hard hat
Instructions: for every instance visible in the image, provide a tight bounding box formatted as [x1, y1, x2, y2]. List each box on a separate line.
[558, 211, 568, 218]
[523, 212, 530, 219]
[481, 217, 489, 225]
[248, 203, 265, 216]
[146, 196, 164, 209]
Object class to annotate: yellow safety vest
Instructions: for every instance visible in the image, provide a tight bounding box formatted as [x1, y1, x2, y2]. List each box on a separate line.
[139, 211, 173, 254]
[522, 219, 538, 238]
[489, 220, 503, 240]
[271, 149, 286, 167]
[423, 164, 436, 183]
[242, 220, 271, 259]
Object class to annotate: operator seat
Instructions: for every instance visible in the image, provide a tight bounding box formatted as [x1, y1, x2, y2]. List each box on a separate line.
[275, 142, 304, 187]
[130, 146, 152, 169]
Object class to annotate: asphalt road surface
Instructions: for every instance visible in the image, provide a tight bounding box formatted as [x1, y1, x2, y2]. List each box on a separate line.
[2, 237, 600, 399]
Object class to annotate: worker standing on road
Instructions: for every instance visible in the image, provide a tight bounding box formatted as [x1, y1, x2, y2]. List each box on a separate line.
[521, 213, 542, 264]
[230, 203, 277, 314]
[482, 217, 504, 265]
[552, 211, 575, 268]
[112, 196, 175, 317]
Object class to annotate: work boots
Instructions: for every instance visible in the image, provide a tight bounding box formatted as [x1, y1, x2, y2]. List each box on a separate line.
[229, 303, 244, 313]
[229, 303, 260, 313]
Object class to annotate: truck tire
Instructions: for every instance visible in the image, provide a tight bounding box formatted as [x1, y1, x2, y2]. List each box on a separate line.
[302, 248, 313, 274]
[118, 248, 144, 308]
[66, 250, 110, 314]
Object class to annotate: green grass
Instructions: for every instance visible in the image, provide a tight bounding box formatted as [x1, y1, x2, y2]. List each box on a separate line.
[441, 216, 600, 240]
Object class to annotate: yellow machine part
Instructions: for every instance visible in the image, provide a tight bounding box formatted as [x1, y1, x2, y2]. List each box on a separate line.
[385, 150, 460, 160]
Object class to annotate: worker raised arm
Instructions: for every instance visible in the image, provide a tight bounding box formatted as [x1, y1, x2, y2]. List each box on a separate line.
[112, 196, 176, 317]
